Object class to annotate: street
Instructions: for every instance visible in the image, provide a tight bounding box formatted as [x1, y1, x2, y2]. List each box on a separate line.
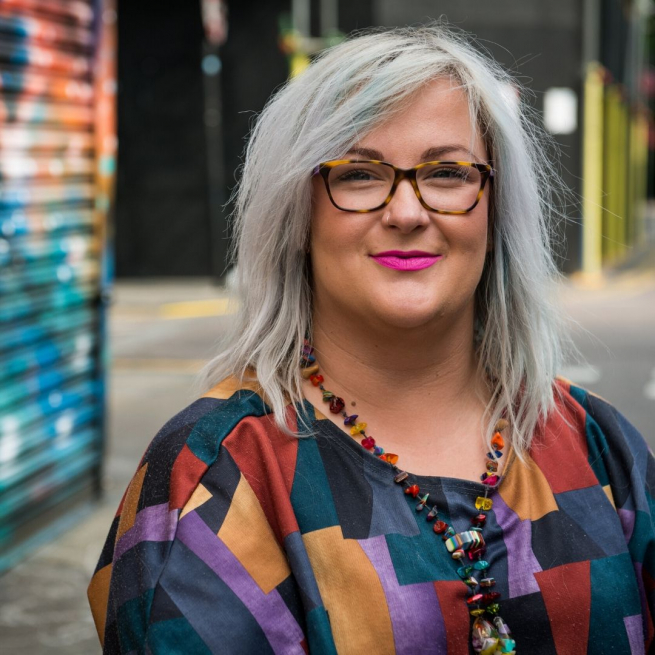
[0, 273, 653, 654]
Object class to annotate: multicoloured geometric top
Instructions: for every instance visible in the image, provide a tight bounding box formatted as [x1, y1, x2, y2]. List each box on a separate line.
[88, 377, 655, 654]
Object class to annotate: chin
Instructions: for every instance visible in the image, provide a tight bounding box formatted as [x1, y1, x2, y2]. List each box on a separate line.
[374, 301, 443, 330]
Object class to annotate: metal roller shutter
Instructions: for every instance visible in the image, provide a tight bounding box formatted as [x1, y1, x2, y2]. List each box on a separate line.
[0, 0, 116, 570]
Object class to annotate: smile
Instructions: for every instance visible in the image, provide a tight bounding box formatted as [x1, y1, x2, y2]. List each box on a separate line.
[370, 251, 443, 271]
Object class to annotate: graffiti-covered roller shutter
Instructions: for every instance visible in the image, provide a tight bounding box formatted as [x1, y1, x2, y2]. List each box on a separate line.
[0, 0, 116, 569]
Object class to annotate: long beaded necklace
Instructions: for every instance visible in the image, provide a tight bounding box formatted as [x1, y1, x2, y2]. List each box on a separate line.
[300, 340, 517, 654]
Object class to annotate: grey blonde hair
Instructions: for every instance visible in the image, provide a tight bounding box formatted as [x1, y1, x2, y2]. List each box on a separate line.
[199, 23, 570, 457]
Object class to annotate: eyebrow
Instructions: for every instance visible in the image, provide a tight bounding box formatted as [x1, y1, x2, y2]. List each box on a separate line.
[345, 145, 483, 162]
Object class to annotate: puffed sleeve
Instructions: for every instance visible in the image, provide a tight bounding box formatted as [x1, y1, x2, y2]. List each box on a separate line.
[87, 390, 308, 654]
[570, 386, 655, 650]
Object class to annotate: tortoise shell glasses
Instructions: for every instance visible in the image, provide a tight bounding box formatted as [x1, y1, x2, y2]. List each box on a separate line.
[312, 159, 495, 215]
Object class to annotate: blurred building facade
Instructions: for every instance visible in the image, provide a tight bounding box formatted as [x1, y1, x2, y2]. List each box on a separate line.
[0, 0, 116, 570]
[115, 0, 653, 279]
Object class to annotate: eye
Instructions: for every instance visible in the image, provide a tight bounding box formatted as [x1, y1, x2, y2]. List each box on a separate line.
[339, 169, 373, 181]
[420, 164, 479, 187]
[336, 167, 385, 182]
[429, 167, 469, 180]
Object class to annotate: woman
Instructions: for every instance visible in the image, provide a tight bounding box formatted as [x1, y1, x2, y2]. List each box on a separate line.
[88, 24, 655, 653]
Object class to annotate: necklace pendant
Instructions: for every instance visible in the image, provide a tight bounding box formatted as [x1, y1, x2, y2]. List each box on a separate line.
[475, 496, 493, 511]
[405, 484, 420, 497]
[329, 396, 345, 413]
[493, 616, 516, 653]
[433, 520, 448, 534]
[471, 616, 500, 654]
[343, 414, 358, 426]
[301, 364, 319, 378]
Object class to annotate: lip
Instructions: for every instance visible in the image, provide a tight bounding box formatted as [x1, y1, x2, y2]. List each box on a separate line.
[370, 250, 442, 271]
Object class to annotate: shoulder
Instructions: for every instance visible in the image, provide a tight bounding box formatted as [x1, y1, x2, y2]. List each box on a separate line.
[553, 377, 651, 462]
[122, 375, 285, 515]
[538, 378, 654, 500]
[524, 379, 653, 498]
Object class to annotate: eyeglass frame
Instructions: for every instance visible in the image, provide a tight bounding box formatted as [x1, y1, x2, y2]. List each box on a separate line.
[312, 159, 495, 215]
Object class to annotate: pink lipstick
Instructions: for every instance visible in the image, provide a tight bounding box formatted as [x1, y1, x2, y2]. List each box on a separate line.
[370, 250, 442, 271]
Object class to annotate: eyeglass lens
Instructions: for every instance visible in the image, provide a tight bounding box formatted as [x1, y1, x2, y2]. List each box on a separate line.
[327, 162, 483, 212]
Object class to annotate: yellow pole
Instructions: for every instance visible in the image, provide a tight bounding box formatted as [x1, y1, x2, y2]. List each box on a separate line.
[582, 63, 604, 276]
[617, 95, 627, 261]
[603, 85, 621, 264]
[634, 110, 649, 248]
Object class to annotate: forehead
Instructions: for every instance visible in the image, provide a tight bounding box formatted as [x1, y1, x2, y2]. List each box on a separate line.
[352, 78, 486, 162]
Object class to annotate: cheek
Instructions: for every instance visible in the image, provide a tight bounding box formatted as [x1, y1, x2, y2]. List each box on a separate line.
[311, 190, 368, 264]
[451, 207, 489, 257]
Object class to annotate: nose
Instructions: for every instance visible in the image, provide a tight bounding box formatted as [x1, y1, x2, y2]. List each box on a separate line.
[384, 178, 430, 232]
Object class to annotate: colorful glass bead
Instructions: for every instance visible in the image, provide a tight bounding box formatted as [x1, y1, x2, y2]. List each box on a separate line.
[329, 396, 345, 414]
[486, 603, 500, 615]
[493, 617, 516, 653]
[482, 592, 501, 604]
[405, 484, 420, 497]
[415, 494, 429, 511]
[472, 513, 487, 526]
[361, 436, 376, 450]
[322, 390, 335, 401]
[475, 497, 493, 511]
[443, 526, 456, 540]
[470, 608, 485, 617]
[471, 616, 500, 655]
[394, 471, 408, 484]
[486, 460, 499, 473]
[451, 549, 465, 560]
[467, 593, 483, 605]
[309, 374, 324, 386]
[491, 432, 505, 450]
[433, 520, 448, 534]
[473, 560, 489, 571]
[486, 450, 503, 459]
[350, 422, 367, 436]
[379, 453, 399, 465]
[464, 576, 479, 587]
[480, 577, 496, 587]
[301, 364, 320, 379]
[373, 445, 384, 456]
[426, 506, 439, 521]
[468, 545, 486, 560]
[481, 474, 500, 486]
[495, 418, 509, 432]
[445, 530, 485, 553]
[343, 414, 358, 426]
[457, 565, 473, 578]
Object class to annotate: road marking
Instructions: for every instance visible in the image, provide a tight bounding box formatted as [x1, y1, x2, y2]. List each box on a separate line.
[560, 364, 601, 386]
[159, 298, 237, 319]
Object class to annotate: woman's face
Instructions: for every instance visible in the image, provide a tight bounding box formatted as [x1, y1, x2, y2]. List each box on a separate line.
[309, 78, 491, 333]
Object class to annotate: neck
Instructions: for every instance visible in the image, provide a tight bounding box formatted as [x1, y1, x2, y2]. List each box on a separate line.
[308, 303, 490, 458]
